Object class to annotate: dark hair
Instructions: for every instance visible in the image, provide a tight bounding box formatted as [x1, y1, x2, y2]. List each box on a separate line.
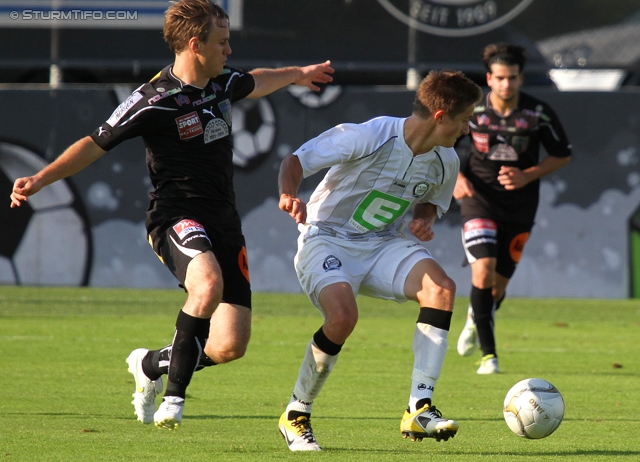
[413, 70, 483, 119]
[164, 0, 229, 54]
[482, 43, 526, 73]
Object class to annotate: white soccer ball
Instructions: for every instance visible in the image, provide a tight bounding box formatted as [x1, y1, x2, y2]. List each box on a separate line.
[231, 98, 276, 169]
[0, 142, 91, 286]
[503, 378, 565, 439]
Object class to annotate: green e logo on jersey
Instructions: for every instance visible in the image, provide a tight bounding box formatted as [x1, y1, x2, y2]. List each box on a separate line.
[349, 190, 411, 233]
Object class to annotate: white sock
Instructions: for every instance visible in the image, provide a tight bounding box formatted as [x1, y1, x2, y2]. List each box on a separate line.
[409, 322, 448, 413]
[286, 340, 339, 416]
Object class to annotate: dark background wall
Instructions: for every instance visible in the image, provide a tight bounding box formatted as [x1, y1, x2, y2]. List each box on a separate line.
[1, 86, 639, 297]
[1, 0, 638, 85]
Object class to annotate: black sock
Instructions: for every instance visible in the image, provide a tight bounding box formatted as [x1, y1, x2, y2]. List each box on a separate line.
[471, 286, 497, 357]
[313, 327, 343, 356]
[143, 341, 217, 380]
[417, 307, 452, 331]
[164, 311, 210, 399]
[495, 292, 506, 311]
[142, 345, 171, 381]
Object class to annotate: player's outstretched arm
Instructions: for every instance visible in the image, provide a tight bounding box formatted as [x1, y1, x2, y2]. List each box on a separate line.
[248, 60, 334, 98]
[10, 136, 106, 208]
[278, 154, 307, 225]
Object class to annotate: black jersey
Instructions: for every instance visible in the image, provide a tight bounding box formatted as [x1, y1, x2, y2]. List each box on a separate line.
[460, 92, 571, 224]
[90, 65, 255, 231]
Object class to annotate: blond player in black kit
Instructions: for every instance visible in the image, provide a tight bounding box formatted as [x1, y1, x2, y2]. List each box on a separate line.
[453, 43, 571, 374]
[10, 0, 334, 430]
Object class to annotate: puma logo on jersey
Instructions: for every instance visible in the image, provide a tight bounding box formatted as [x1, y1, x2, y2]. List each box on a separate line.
[202, 107, 215, 117]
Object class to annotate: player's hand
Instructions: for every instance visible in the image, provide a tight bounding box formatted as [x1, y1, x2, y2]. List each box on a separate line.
[498, 166, 528, 190]
[279, 194, 307, 224]
[10, 176, 42, 208]
[408, 218, 435, 242]
[453, 174, 474, 200]
[294, 60, 334, 92]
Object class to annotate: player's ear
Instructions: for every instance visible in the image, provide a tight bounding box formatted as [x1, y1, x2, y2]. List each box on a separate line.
[434, 109, 445, 123]
[188, 37, 200, 53]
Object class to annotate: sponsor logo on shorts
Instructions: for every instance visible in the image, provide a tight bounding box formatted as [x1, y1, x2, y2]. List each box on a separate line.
[509, 232, 529, 263]
[204, 118, 230, 143]
[176, 112, 203, 140]
[323, 255, 342, 272]
[238, 246, 250, 282]
[172, 219, 206, 240]
[463, 219, 497, 240]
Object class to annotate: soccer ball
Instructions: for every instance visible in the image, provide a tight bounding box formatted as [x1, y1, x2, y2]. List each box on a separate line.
[503, 378, 565, 439]
[0, 141, 91, 285]
[231, 98, 276, 169]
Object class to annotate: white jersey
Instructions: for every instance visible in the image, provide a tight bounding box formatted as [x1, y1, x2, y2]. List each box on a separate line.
[295, 116, 459, 238]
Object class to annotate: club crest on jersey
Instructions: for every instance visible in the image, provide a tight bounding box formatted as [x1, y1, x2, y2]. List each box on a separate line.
[176, 111, 203, 140]
[218, 99, 232, 126]
[515, 118, 529, 129]
[204, 118, 230, 143]
[512, 136, 530, 153]
[323, 255, 342, 272]
[412, 181, 430, 198]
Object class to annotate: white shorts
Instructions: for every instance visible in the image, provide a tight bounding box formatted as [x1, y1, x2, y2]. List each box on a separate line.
[294, 230, 433, 311]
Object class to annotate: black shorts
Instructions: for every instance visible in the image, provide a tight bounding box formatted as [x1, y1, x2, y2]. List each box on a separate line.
[461, 217, 531, 279]
[148, 217, 251, 308]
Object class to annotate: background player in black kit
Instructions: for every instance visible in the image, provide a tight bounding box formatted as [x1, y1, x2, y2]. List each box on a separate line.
[10, 0, 334, 429]
[453, 43, 571, 374]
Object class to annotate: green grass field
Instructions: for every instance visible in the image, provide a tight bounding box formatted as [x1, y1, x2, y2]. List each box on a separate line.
[1, 286, 639, 461]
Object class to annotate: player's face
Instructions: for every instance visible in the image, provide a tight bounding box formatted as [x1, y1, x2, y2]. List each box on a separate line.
[197, 18, 232, 78]
[487, 63, 523, 102]
[438, 103, 475, 147]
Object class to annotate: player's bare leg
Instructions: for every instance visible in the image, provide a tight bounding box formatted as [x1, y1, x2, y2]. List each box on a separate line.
[400, 258, 459, 442]
[280, 282, 355, 451]
[155, 252, 222, 429]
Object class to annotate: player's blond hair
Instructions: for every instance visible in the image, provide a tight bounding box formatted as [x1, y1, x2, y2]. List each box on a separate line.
[164, 0, 229, 54]
[413, 70, 482, 119]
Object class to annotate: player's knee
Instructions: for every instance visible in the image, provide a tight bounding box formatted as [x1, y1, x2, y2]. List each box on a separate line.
[425, 275, 456, 302]
[324, 308, 358, 338]
[205, 342, 247, 364]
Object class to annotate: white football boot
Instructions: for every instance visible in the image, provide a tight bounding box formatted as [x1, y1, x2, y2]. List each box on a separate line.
[457, 306, 479, 356]
[126, 348, 163, 424]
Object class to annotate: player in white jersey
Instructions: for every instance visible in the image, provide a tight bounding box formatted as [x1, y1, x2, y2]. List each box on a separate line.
[277, 70, 483, 451]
